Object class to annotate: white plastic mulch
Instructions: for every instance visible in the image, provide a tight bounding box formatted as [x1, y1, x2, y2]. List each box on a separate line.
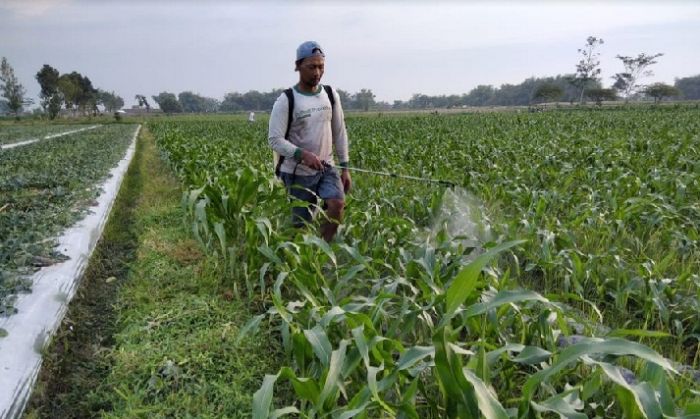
[0, 125, 141, 419]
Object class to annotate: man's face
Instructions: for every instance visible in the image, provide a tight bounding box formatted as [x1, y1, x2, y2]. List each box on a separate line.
[298, 55, 325, 88]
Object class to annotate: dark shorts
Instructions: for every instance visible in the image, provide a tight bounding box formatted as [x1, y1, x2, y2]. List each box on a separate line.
[280, 168, 344, 226]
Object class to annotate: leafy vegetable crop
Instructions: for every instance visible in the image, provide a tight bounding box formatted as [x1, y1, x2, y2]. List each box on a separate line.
[0, 124, 137, 315]
[0, 124, 88, 145]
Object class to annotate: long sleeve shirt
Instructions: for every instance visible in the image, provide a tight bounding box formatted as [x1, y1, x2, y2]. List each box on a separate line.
[268, 84, 349, 176]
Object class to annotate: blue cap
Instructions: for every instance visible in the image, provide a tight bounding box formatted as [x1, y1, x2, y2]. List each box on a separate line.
[296, 41, 325, 61]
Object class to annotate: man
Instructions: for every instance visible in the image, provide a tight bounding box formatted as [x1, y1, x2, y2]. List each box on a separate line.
[268, 41, 351, 241]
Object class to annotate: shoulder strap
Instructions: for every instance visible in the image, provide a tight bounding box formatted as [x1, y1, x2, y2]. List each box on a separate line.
[283, 88, 294, 139]
[323, 85, 335, 110]
[276, 88, 295, 178]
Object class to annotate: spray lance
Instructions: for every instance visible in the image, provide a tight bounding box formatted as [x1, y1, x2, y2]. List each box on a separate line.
[322, 161, 456, 188]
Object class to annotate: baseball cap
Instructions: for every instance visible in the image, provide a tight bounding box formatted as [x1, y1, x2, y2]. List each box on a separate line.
[296, 41, 325, 61]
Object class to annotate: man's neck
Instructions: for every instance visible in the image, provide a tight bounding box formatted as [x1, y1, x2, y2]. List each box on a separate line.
[297, 83, 320, 94]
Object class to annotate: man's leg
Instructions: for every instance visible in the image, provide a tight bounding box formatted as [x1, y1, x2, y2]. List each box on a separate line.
[317, 168, 346, 241]
[320, 198, 344, 241]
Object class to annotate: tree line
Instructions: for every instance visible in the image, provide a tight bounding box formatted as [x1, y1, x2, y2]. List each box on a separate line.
[0, 59, 123, 120]
[146, 87, 380, 114]
[2, 38, 700, 120]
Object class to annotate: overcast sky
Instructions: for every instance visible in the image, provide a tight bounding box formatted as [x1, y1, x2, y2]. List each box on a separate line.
[1, 0, 699, 106]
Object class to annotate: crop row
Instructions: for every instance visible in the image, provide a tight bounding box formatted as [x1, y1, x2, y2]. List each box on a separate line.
[151, 108, 700, 417]
[0, 124, 88, 145]
[0, 124, 137, 315]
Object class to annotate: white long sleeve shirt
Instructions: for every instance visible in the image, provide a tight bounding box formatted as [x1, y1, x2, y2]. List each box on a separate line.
[268, 84, 349, 176]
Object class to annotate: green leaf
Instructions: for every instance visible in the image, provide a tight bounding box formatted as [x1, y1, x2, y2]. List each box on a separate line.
[304, 234, 337, 266]
[253, 374, 278, 419]
[433, 327, 479, 419]
[396, 345, 434, 371]
[530, 388, 588, 419]
[485, 343, 525, 367]
[235, 314, 265, 345]
[521, 337, 676, 414]
[351, 326, 370, 369]
[304, 325, 333, 367]
[270, 406, 299, 419]
[442, 240, 525, 326]
[368, 364, 396, 415]
[258, 244, 283, 265]
[214, 221, 227, 259]
[462, 368, 509, 419]
[463, 289, 550, 319]
[319, 339, 348, 408]
[277, 367, 320, 403]
[512, 346, 551, 365]
[593, 360, 663, 419]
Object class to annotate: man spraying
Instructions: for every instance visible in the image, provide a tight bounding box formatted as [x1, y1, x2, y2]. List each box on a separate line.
[268, 41, 351, 241]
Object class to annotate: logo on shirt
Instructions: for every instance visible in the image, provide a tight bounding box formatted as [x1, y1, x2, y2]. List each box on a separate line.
[295, 105, 331, 120]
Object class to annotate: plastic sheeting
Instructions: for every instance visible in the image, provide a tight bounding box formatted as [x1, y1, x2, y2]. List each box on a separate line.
[0, 125, 101, 150]
[0, 125, 141, 419]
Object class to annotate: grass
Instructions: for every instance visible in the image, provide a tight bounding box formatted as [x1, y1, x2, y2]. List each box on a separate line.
[25, 127, 284, 418]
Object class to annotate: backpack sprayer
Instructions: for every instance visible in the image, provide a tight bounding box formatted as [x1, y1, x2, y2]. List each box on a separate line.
[322, 161, 456, 188]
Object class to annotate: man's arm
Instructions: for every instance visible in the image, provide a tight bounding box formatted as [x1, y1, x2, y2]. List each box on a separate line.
[268, 94, 299, 158]
[330, 90, 349, 166]
[331, 90, 351, 192]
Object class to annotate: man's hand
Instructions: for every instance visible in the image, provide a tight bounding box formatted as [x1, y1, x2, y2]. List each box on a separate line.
[341, 169, 352, 193]
[300, 149, 323, 170]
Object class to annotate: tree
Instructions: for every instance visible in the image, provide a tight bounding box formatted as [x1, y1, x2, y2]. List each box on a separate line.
[612, 52, 663, 102]
[177, 91, 219, 113]
[532, 83, 563, 104]
[1, 57, 30, 118]
[57, 72, 96, 115]
[152, 92, 182, 114]
[571, 36, 604, 103]
[674, 74, 700, 100]
[97, 90, 124, 112]
[57, 73, 81, 114]
[354, 89, 376, 111]
[76, 74, 97, 115]
[644, 83, 680, 104]
[463, 85, 495, 106]
[220, 92, 243, 112]
[336, 89, 352, 108]
[135, 94, 151, 112]
[585, 88, 617, 106]
[35, 64, 62, 119]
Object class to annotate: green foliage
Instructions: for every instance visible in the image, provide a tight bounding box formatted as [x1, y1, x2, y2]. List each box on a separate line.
[645, 83, 681, 104]
[585, 87, 618, 105]
[612, 53, 664, 101]
[532, 83, 563, 104]
[1, 57, 29, 118]
[58, 71, 98, 115]
[675, 74, 700, 100]
[97, 89, 124, 113]
[152, 92, 182, 114]
[572, 36, 605, 103]
[0, 124, 83, 145]
[35, 64, 61, 119]
[151, 108, 700, 417]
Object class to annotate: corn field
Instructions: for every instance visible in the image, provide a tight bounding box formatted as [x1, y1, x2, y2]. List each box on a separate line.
[150, 106, 700, 418]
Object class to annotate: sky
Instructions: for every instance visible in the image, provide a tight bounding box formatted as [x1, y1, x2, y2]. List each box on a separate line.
[1, 0, 699, 107]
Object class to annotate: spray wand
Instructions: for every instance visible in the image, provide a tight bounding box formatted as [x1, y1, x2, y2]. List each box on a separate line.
[323, 161, 456, 187]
